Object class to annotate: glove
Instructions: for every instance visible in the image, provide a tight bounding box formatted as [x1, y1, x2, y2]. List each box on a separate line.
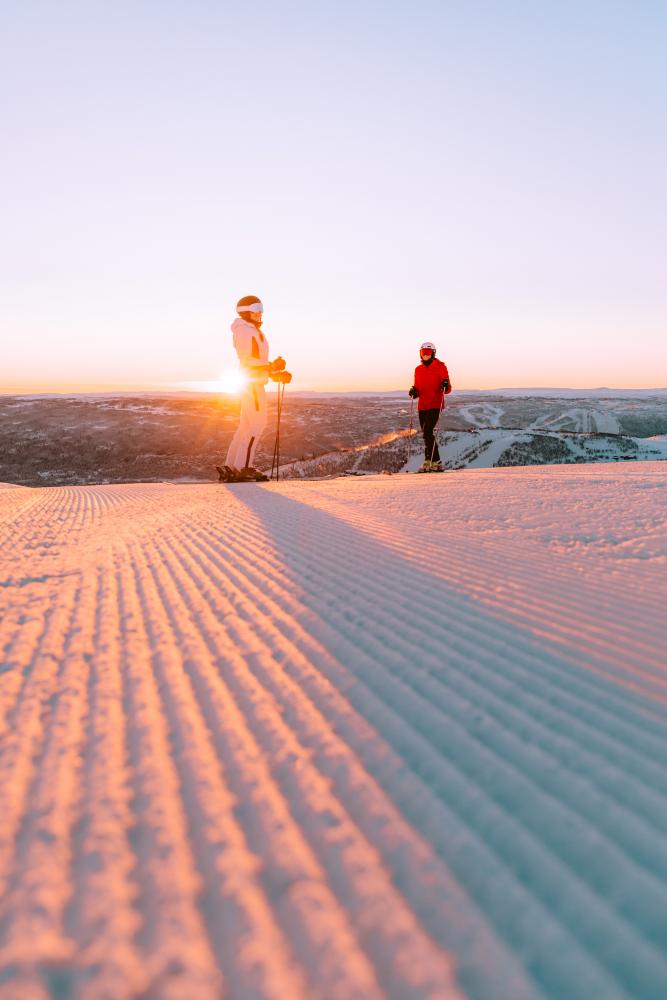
[408, 386, 419, 399]
[271, 369, 292, 384]
[441, 378, 451, 393]
[271, 356, 286, 372]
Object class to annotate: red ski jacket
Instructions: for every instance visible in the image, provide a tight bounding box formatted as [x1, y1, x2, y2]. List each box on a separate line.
[413, 358, 451, 411]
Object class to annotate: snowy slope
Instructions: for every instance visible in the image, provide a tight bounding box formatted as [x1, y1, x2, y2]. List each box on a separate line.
[529, 407, 622, 433]
[437, 429, 667, 470]
[1, 465, 667, 999]
[277, 428, 667, 479]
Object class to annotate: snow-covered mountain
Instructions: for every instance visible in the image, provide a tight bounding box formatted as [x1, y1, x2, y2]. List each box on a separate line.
[1, 463, 666, 998]
[278, 427, 667, 479]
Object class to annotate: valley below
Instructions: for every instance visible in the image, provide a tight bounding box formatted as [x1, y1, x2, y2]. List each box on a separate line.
[1, 390, 665, 486]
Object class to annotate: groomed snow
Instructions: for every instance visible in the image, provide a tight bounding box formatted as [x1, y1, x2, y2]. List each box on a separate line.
[1, 464, 666, 999]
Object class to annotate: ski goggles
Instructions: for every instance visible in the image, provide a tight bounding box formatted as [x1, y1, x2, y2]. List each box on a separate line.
[237, 301, 263, 314]
[419, 347, 434, 358]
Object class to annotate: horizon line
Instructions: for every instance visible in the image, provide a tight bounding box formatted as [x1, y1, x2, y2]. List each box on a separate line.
[2, 385, 667, 399]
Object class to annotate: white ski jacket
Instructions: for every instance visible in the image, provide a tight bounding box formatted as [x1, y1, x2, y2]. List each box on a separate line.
[231, 318, 270, 384]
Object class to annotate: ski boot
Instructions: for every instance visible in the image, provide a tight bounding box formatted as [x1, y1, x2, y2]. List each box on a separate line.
[216, 465, 240, 483]
[417, 461, 432, 473]
[238, 466, 268, 482]
[430, 460, 444, 473]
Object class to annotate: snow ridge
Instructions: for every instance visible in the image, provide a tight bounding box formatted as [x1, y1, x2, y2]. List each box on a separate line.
[1, 465, 666, 999]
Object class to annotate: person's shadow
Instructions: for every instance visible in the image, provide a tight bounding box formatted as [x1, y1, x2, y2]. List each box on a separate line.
[219, 483, 667, 1000]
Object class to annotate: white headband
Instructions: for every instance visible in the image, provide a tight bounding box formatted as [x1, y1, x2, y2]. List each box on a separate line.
[237, 301, 263, 314]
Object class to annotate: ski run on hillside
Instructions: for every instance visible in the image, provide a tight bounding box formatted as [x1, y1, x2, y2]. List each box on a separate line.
[1, 463, 666, 999]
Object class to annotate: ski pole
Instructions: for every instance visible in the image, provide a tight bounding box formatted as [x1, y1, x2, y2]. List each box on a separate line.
[269, 370, 292, 480]
[406, 397, 415, 466]
[276, 382, 284, 480]
[270, 385, 281, 480]
[270, 381, 286, 480]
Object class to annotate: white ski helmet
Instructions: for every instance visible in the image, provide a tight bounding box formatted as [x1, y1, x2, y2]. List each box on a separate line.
[420, 341, 436, 355]
[236, 294, 263, 316]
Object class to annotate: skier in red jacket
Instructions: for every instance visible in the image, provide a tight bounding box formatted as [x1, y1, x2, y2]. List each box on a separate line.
[409, 341, 452, 472]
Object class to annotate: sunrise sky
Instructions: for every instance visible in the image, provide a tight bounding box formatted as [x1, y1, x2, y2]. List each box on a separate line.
[2, 1, 665, 393]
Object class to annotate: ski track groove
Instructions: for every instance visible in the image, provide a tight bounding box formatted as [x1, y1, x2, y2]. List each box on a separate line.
[185, 510, 667, 901]
[187, 491, 667, 777]
[177, 508, 667, 860]
[0, 578, 81, 908]
[171, 521, 545, 1000]
[64, 563, 148, 1000]
[113, 547, 223, 999]
[228, 500, 664, 852]
[0, 466, 666, 999]
[189, 508, 667, 820]
[272, 483, 667, 735]
[0, 574, 85, 971]
[173, 491, 665, 997]
[168, 534, 621, 1000]
[143, 526, 464, 1000]
[128, 538, 370, 1000]
[293, 477, 666, 669]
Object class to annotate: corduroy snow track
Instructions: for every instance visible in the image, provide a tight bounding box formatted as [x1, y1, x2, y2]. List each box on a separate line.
[1, 463, 666, 1000]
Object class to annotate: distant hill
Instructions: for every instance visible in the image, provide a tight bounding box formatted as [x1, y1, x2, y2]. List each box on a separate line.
[278, 427, 667, 479]
[1, 391, 665, 485]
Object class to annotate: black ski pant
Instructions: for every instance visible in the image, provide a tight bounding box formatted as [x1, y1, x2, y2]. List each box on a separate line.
[419, 408, 441, 462]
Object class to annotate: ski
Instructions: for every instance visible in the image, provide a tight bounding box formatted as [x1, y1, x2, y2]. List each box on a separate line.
[215, 465, 268, 483]
[405, 468, 445, 474]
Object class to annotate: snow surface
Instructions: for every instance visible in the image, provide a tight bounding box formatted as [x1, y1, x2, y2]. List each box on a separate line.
[458, 403, 505, 427]
[530, 408, 622, 434]
[1, 464, 667, 999]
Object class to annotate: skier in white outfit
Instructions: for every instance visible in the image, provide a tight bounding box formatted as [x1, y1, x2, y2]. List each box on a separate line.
[218, 295, 286, 482]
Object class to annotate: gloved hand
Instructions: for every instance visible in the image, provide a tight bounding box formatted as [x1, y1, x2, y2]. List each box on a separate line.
[271, 356, 286, 372]
[441, 378, 451, 393]
[271, 369, 292, 384]
[409, 386, 419, 399]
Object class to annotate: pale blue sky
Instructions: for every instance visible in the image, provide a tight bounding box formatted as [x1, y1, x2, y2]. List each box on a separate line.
[1, 0, 665, 390]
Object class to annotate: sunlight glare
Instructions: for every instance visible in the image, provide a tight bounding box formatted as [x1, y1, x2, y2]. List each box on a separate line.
[215, 368, 247, 395]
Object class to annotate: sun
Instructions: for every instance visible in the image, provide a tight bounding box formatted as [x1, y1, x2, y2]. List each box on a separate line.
[178, 369, 248, 394]
[214, 369, 247, 395]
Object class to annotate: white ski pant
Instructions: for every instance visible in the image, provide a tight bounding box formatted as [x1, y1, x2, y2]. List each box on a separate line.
[225, 383, 268, 470]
